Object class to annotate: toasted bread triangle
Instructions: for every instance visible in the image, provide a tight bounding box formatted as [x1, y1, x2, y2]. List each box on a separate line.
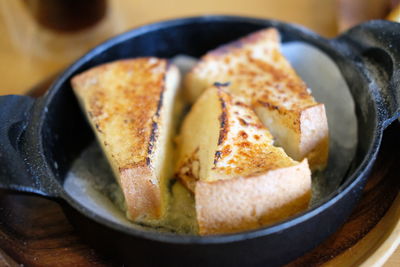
[184, 28, 329, 171]
[176, 85, 311, 235]
[72, 58, 180, 222]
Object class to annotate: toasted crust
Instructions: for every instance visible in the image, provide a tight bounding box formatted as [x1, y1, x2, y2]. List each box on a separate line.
[299, 104, 329, 170]
[184, 28, 329, 171]
[119, 162, 161, 219]
[71, 57, 180, 221]
[176, 86, 311, 235]
[196, 159, 311, 235]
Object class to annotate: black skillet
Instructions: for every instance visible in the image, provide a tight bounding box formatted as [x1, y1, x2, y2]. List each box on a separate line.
[0, 16, 399, 267]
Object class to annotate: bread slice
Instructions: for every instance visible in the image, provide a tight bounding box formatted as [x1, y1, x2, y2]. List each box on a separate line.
[176, 85, 311, 235]
[71, 58, 180, 222]
[184, 28, 329, 171]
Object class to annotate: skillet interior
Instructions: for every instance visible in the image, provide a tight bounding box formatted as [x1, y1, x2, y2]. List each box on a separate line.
[38, 17, 379, 237]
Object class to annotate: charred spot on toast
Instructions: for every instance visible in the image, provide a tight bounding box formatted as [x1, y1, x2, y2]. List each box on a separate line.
[146, 121, 159, 165]
[145, 60, 168, 165]
[238, 130, 248, 139]
[217, 90, 229, 146]
[214, 81, 231, 87]
[238, 117, 249, 126]
[257, 100, 280, 111]
[214, 151, 222, 164]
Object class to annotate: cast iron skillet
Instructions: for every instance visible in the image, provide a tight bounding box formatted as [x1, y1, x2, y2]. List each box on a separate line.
[0, 16, 400, 267]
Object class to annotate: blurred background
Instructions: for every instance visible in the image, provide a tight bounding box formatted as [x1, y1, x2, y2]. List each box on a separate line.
[0, 0, 399, 95]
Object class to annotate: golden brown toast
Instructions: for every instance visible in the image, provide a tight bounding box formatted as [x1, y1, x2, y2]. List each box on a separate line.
[71, 58, 180, 222]
[176, 85, 311, 235]
[184, 28, 329, 171]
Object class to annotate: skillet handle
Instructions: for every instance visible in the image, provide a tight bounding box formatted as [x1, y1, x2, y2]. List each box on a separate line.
[336, 20, 400, 129]
[0, 95, 58, 197]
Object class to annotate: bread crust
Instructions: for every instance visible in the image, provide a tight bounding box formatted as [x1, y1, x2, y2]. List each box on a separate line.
[196, 159, 311, 235]
[299, 104, 329, 171]
[119, 161, 161, 220]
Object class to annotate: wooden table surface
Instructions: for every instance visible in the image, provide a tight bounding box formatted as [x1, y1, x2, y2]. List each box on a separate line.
[0, 0, 398, 266]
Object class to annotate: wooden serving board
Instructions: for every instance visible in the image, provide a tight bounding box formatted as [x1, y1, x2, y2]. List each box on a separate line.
[0, 85, 399, 267]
